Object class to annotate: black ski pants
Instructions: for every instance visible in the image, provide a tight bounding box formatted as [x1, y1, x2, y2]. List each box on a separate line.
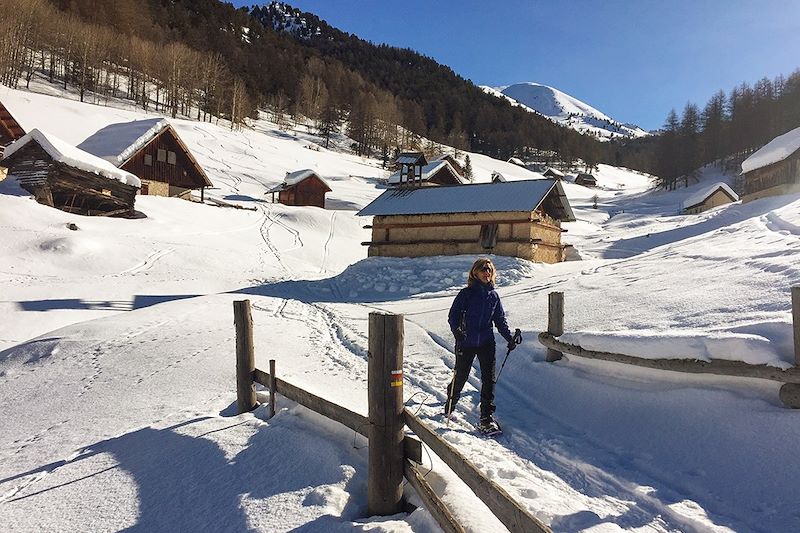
[447, 342, 496, 419]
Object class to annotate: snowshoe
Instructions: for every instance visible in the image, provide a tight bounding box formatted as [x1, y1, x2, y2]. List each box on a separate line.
[477, 417, 502, 437]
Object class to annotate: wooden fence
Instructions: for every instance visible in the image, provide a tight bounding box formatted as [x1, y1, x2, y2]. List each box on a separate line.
[539, 290, 800, 408]
[233, 300, 551, 533]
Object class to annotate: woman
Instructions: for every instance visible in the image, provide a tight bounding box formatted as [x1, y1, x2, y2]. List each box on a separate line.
[446, 257, 517, 431]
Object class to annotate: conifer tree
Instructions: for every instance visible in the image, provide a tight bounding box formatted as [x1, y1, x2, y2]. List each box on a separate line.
[464, 154, 473, 182]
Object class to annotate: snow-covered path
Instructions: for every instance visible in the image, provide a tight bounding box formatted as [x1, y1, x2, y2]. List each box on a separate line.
[2, 83, 800, 532]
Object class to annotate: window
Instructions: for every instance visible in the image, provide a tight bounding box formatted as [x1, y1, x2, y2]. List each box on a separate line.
[167, 151, 176, 165]
[157, 149, 166, 162]
[479, 224, 498, 249]
[144, 154, 152, 166]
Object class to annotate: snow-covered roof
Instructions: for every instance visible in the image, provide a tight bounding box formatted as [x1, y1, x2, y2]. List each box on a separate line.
[682, 182, 739, 210]
[358, 179, 575, 221]
[543, 167, 564, 177]
[507, 157, 525, 166]
[387, 161, 463, 185]
[268, 169, 331, 193]
[395, 152, 426, 165]
[741, 126, 800, 174]
[77, 118, 168, 165]
[3, 128, 140, 187]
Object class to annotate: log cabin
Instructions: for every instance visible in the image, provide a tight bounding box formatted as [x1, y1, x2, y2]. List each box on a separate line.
[387, 160, 463, 187]
[2, 129, 140, 217]
[740, 126, 800, 202]
[681, 182, 739, 214]
[268, 169, 331, 208]
[78, 118, 212, 199]
[358, 179, 575, 263]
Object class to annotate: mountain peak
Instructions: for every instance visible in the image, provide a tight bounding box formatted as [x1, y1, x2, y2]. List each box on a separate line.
[484, 82, 648, 141]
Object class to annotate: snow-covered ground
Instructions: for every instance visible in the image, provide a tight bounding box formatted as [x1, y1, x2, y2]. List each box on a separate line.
[1, 81, 800, 533]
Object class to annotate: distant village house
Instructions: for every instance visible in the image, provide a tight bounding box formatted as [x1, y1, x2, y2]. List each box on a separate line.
[388, 158, 463, 187]
[575, 173, 597, 187]
[507, 156, 526, 168]
[358, 179, 575, 263]
[681, 182, 739, 214]
[0, 100, 25, 181]
[430, 153, 466, 178]
[2, 129, 140, 217]
[543, 167, 565, 180]
[268, 169, 331, 208]
[740, 126, 800, 202]
[78, 118, 212, 200]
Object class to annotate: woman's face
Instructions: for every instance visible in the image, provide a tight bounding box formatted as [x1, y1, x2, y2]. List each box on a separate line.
[476, 263, 494, 284]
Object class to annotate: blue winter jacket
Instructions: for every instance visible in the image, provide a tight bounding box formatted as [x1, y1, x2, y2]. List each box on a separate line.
[448, 281, 513, 348]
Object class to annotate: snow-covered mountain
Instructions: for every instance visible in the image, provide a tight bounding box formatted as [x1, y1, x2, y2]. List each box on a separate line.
[483, 82, 649, 141]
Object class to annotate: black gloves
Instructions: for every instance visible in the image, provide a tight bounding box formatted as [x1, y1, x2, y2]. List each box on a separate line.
[507, 328, 522, 351]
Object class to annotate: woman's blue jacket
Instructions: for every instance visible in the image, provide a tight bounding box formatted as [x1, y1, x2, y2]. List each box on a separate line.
[448, 281, 513, 348]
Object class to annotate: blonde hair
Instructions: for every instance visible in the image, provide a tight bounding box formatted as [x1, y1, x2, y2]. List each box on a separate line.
[467, 257, 496, 286]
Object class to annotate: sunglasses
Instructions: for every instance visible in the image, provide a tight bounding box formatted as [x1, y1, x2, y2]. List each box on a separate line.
[479, 265, 493, 273]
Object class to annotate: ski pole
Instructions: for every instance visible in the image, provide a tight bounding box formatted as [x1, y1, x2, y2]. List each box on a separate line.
[444, 311, 466, 418]
[495, 328, 522, 384]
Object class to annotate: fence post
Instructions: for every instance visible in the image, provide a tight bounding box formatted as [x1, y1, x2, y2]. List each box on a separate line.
[234, 300, 257, 414]
[546, 292, 564, 362]
[368, 312, 405, 516]
[269, 359, 277, 418]
[793, 287, 800, 366]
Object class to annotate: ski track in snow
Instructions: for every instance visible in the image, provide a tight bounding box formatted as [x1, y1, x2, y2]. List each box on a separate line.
[118, 248, 173, 275]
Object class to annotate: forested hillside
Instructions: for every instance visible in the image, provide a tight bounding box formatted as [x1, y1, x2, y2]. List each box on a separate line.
[1, 0, 798, 185]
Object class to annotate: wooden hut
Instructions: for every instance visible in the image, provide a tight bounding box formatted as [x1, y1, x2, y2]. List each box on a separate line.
[575, 173, 597, 187]
[740, 126, 800, 202]
[543, 167, 564, 180]
[388, 160, 463, 187]
[358, 179, 575, 263]
[0, 100, 25, 151]
[2, 129, 140, 217]
[431, 153, 466, 178]
[682, 182, 739, 214]
[392, 151, 427, 186]
[268, 169, 331, 208]
[78, 119, 212, 199]
[507, 156, 526, 168]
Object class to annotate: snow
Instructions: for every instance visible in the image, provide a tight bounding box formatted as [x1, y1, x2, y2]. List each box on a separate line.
[681, 182, 738, 210]
[77, 117, 168, 165]
[483, 82, 649, 141]
[359, 179, 574, 220]
[3, 128, 141, 187]
[2, 80, 800, 533]
[741, 125, 800, 174]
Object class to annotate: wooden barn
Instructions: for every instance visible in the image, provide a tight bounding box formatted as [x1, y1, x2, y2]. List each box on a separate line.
[358, 179, 575, 263]
[2, 129, 140, 217]
[682, 182, 739, 214]
[77, 118, 212, 199]
[740, 126, 800, 202]
[268, 169, 331, 208]
[507, 156, 526, 168]
[575, 173, 597, 187]
[543, 167, 565, 180]
[0, 100, 25, 150]
[431, 153, 466, 178]
[391, 151, 427, 185]
[388, 160, 463, 187]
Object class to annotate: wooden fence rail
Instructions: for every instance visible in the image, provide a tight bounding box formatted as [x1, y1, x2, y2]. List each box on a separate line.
[539, 290, 800, 408]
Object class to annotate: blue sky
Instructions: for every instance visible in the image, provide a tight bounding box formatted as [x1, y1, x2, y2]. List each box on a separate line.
[232, 1, 800, 131]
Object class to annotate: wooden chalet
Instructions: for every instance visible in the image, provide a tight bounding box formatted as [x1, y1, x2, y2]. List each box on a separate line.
[543, 167, 565, 180]
[358, 179, 575, 263]
[0, 100, 25, 151]
[740, 126, 800, 202]
[1, 129, 140, 217]
[78, 119, 212, 199]
[575, 173, 597, 187]
[268, 169, 331, 208]
[507, 157, 526, 168]
[431, 154, 466, 178]
[388, 160, 463, 187]
[682, 182, 739, 214]
[392, 151, 427, 185]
